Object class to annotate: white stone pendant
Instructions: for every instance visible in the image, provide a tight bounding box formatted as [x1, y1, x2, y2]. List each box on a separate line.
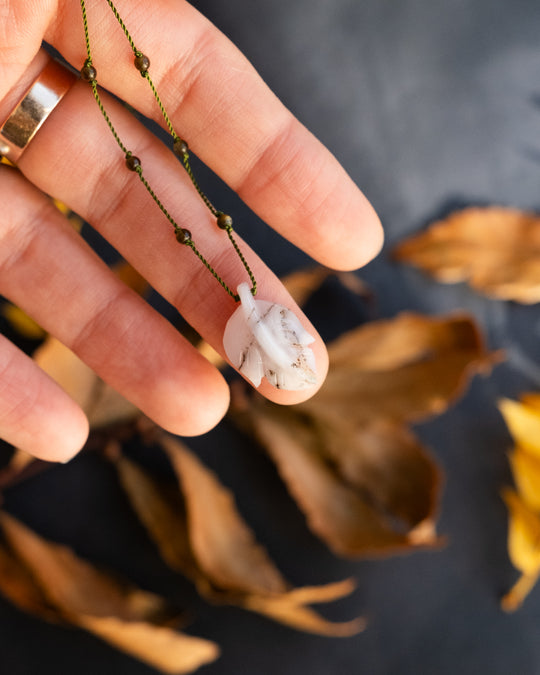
[223, 283, 317, 390]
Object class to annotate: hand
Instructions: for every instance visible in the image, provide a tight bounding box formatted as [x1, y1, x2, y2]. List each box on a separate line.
[0, 0, 383, 462]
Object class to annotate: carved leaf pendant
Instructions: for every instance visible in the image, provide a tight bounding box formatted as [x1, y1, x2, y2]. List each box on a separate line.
[223, 283, 317, 390]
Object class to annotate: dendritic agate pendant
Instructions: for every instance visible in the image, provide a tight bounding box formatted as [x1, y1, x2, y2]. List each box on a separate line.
[223, 283, 317, 390]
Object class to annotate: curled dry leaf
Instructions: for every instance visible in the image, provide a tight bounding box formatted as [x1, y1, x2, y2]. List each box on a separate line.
[0, 512, 219, 674]
[499, 395, 540, 610]
[112, 437, 363, 636]
[231, 312, 499, 557]
[393, 206, 540, 303]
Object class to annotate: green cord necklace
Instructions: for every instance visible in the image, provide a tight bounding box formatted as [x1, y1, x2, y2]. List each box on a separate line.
[79, 0, 257, 302]
[78, 0, 318, 391]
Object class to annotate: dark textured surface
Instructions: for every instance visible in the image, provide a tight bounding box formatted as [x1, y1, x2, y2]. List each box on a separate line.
[3, 1, 540, 673]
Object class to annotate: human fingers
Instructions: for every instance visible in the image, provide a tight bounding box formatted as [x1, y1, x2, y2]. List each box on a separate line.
[4, 53, 328, 404]
[0, 333, 89, 462]
[45, 0, 383, 270]
[0, 165, 231, 456]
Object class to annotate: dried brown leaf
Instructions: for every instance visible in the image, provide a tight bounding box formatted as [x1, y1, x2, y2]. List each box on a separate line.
[281, 267, 370, 308]
[244, 578, 365, 637]
[33, 337, 138, 429]
[394, 206, 540, 303]
[244, 405, 438, 557]
[77, 616, 219, 674]
[114, 438, 363, 635]
[232, 312, 496, 556]
[0, 512, 166, 621]
[302, 312, 499, 426]
[0, 512, 219, 673]
[160, 435, 288, 597]
[112, 450, 200, 581]
[0, 541, 60, 622]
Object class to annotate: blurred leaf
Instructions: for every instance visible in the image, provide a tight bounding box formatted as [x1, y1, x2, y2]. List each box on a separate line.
[52, 199, 84, 232]
[33, 337, 138, 429]
[0, 512, 219, 673]
[501, 490, 540, 612]
[231, 312, 498, 557]
[0, 541, 60, 622]
[160, 435, 287, 596]
[0, 511, 167, 621]
[113, 437, 364, 636]
[77, 616, 219, 674]
[113, 260, 149, 297]
[499, 397, 540, 458]
[508, 446, 540, 512]
[243, 578, 365, 637]
[111, 447, 200, 583]
[282, 267, 370, 308]
[499, 394, 540, 610]
[4, 258, 147, 480]
[301, 313, 500, 426]
[394, 206, 540, 303]
[1, 304, 46, 339]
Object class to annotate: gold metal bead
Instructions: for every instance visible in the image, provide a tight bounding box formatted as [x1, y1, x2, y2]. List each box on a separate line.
[176, 228, 192, 244]
[134, 53, 150, 75]
[80, 63, 97, 82]
[217, 213, 233, 230]
[125, 154, 141, 171]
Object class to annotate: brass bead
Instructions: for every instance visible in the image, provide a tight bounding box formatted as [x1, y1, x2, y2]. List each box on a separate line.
[176, 228, 192, 244]
[217, 213, 233, 230]
[125, 154, 141, 171]
[173, 138, 189, 158]
[134, 53, 150, 75]
[80, 63, 97, 82]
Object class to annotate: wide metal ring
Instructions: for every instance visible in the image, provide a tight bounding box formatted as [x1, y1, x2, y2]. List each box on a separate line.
[0, 58, 76, 164]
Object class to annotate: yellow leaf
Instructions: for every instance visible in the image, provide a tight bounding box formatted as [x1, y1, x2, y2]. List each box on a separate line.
[501, 490, 540, 610]
[502, 489, 540, 576]
[112, 260, 149, 297]
[2, 304, 46, 339]
[52, 199, 83, 232]
[508, 447, 540, 512]
[499, 398, 540, 458]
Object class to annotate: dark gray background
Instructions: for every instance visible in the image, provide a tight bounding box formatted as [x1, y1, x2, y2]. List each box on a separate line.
[3, 0, 540, 673]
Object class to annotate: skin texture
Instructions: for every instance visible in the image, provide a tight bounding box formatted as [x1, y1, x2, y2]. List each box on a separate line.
[0, 0, 383, 461]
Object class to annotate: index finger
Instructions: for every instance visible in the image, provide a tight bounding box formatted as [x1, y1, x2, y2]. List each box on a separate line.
[45, 0, 383, 270]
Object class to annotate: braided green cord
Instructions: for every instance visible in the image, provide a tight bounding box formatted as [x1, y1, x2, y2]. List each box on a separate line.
[181, 155, 219, 217]
[79, 0, 257, 300]
[90, 81, 128, 154]
[186, 241, 239, 301]
[226, 227, 257, 295]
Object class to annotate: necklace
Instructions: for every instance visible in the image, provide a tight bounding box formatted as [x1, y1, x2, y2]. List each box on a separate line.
[78, 0, 317, 391]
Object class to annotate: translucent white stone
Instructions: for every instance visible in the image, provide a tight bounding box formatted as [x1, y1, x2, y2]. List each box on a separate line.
[223, 283, 317, 390]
